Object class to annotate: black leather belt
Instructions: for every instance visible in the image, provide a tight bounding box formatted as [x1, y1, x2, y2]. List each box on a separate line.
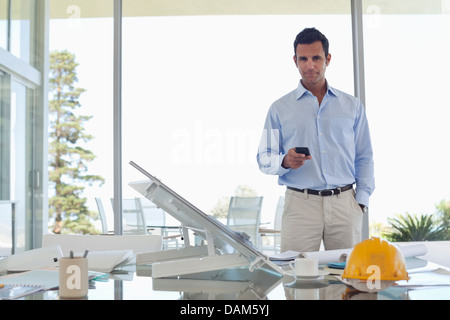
[287, 184, 353, 196]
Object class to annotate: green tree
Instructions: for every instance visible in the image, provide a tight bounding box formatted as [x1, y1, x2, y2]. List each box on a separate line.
[435, 199, 450, 232]
[369, 221, 389, 238]
[383, 212, 447, 242]
[209, 185, 257, 219]
[48, 50, 104, 234]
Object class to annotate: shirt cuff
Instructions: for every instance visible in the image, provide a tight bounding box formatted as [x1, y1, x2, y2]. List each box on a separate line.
[277, 155, 290, 176]
[355, 189, 370, 208]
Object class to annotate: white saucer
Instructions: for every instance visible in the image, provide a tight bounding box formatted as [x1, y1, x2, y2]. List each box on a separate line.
[285, 270, 329, 280]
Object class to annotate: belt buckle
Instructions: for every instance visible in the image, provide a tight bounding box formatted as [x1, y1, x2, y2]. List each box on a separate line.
[319, 187, 342, 196]
[319, 189, 334, 196]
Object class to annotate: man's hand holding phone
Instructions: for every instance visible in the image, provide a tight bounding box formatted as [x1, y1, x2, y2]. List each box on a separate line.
[295, 147, 310, 156]
[282, 147, 312, 169]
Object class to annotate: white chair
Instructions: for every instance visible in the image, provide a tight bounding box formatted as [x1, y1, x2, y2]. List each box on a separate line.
[226, 196, 263, 250]
[95, 197, 111, 234]
[137, 198, 182, 249]
[260, 196, 284, 254]
[110, 198, 147, 235]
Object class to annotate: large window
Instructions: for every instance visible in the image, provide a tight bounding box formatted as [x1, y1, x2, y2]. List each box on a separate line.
[47, 1, 354, 234]
[10, 0, 37, 65]
[0, 0, 7, 50]
[49, 3, 114, 233]
[45, 0, 450, 239]
[362, 1, 450, 225]
[10, 80, 26, 250]
[121, 2, 354, 225]
[0, 0, 45, 252]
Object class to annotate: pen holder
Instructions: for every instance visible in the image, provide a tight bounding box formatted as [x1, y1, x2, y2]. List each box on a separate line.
[59, 257, 88, 299]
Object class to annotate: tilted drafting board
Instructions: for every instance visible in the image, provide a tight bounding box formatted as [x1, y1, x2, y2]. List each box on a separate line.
[128, 161, 284, 279]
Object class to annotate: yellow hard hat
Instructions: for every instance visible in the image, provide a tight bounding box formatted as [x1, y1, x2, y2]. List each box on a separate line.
[342, 237, 410, 282]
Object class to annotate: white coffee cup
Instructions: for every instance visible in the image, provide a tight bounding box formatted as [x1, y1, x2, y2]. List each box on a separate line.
[59, 257, 89, 299]
[289, 257, 319, 276]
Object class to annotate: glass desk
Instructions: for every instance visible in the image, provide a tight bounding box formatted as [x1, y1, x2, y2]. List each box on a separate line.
[25, 257, 450, 301]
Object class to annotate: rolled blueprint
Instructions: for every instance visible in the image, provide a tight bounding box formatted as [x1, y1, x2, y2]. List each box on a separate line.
[395, 243, 428, 259]
[271, 243, 428, 265]
[299, 248, 352, 265]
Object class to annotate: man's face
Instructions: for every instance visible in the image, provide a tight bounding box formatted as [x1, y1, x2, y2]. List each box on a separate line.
[293, 41, 331, 87]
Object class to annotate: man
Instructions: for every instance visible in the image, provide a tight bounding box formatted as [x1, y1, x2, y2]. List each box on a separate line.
[256, 27, 375, 252]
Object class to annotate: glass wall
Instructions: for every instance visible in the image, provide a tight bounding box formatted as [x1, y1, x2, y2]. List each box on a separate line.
[0, 0, 47, 252]
[0, 0, 7, 50]
[10, 0, 37, 65]
[0, 66, 32, 255]
[48, 2, 114, 233]
[46, 0, 354, 235]
[41, 0, 450, 240]
[10, 80, 26, 250]
[362, 1, 450, 226]
[121, 1, 354, 225]
[0, 70, 9, 199]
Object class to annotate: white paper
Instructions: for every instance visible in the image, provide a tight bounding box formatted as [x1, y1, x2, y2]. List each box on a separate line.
[0, 246, 63, 273]
[0, 285, 44, 300]
[396, 268, 450, 287]
[395, 243, 428, 259]
[42, 234, 162, 255]
[269, 243, 428, 265]
[268, 250, 302, 261]
[299, 249, 352, 265]
[83, 250, 134, 273]
[0, 269, 59, 289]
[269, 248, 351, 264]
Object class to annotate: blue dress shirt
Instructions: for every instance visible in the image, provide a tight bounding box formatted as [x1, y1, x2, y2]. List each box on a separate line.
[257, 81, 375, 207]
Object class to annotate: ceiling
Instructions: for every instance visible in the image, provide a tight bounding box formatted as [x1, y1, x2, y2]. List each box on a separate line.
[48, 0, 446, 19]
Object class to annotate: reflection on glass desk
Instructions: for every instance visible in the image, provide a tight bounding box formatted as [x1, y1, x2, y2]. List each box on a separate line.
[27, 257, 450, 300]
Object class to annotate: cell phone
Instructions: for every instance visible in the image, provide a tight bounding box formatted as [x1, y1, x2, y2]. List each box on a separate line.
[295, 147, 310, 156]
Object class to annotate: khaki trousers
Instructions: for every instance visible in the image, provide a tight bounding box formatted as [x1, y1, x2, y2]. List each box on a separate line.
[280, 187, 363, 253]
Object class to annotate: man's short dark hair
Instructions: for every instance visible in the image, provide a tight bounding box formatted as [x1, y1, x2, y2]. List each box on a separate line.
[294, 28, 329, 57]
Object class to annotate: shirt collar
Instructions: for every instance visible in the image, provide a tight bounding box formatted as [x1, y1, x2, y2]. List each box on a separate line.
[296, 80, 338, 100]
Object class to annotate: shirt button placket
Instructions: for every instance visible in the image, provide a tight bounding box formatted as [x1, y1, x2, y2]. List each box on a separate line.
[317, 109, 329, 183]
